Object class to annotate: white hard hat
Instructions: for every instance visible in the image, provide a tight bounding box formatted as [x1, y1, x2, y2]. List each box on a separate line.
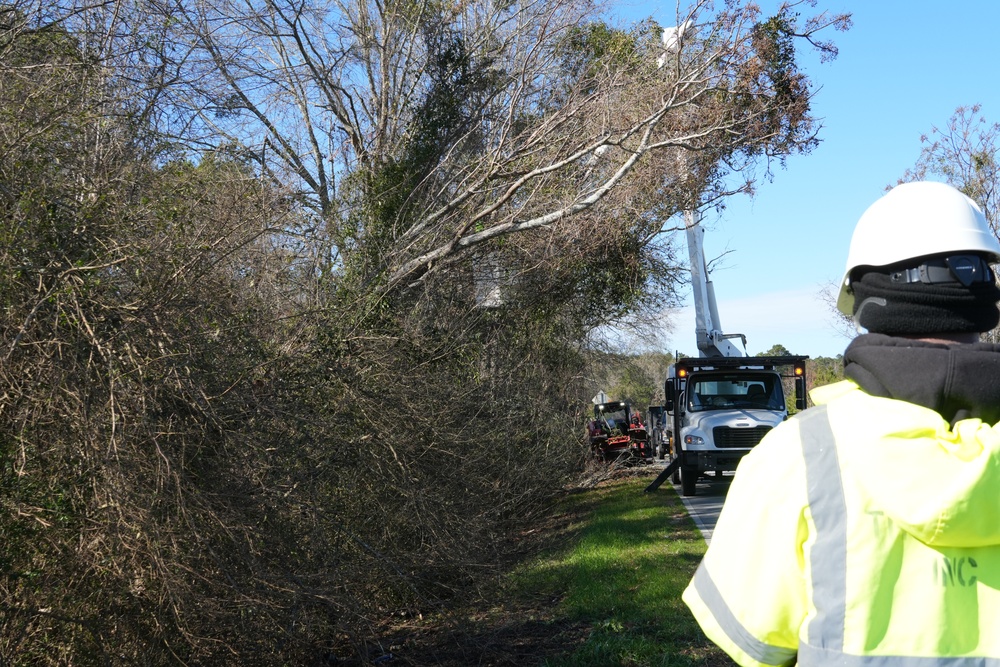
[837, 181, 1000, 316]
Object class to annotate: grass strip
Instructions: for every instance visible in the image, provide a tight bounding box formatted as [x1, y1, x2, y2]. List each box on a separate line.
[511, 474, 733, 667]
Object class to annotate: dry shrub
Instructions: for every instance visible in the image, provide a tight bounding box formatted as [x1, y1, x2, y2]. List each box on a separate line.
[0, 161, 589, 664]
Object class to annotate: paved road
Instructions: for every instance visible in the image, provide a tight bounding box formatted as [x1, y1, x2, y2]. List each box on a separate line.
[651, 461, 733, 544]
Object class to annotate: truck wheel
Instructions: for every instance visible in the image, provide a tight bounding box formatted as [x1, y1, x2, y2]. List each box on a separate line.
[680, 466, 698, 496]
[670, 458, 681, 485]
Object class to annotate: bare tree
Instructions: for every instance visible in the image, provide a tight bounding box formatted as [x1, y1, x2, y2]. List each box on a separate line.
[165, 0, 850, 293]
[899, 104, 1000, 236]
[898, 105, 1000, 343]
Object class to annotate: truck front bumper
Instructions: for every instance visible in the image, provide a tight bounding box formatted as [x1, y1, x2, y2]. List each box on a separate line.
[684, 449, 750, 471]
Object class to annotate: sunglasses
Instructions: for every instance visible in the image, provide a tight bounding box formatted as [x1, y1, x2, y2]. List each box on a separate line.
[889, 254, 994, 287]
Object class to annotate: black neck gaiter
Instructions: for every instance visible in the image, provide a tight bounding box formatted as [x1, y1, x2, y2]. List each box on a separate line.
[844, 333, 1000, 426]
[852, 271, 1000, 335]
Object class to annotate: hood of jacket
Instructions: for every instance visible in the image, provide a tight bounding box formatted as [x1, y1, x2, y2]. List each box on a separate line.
[811, 334, 1000, 548]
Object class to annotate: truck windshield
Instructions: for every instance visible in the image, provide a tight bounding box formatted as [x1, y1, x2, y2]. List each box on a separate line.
[686, 374, 783, 412]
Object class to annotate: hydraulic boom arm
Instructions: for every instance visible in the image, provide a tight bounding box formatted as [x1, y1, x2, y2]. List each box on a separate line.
[685, 210, 746, 358]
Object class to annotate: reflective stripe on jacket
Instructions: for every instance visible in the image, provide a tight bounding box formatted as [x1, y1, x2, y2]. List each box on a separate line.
[682, 380, 1000, 667]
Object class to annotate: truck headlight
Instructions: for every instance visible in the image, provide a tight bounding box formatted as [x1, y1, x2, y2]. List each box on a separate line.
[684, 435, 704, 445]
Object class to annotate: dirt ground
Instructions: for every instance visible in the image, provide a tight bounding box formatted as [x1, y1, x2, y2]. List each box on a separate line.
[338, 607, 591, 667]
[317, 471, 634, 666]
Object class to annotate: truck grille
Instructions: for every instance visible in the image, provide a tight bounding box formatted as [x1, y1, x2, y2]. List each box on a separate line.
[713, 426, 772, 449]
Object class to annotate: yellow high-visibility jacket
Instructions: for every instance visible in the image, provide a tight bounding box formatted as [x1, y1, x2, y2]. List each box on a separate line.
[683, 379, 1000, 667]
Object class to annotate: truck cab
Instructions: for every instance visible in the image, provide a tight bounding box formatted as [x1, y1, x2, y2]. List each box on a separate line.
[664, 356, 807, 495]
[646, 405, 667, 459]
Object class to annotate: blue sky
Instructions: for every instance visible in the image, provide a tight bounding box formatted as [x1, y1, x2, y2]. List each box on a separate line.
[608, 1, 1000, 358]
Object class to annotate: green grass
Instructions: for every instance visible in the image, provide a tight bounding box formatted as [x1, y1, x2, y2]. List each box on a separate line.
[510, 475, 732, 667]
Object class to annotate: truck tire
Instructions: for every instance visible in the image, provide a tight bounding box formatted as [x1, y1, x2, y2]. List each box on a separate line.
[680, 465, 698, 496]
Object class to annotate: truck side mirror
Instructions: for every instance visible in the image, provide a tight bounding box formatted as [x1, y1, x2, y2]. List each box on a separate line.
[795, 376, 806, 410]
[664, 383, 674, 412]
